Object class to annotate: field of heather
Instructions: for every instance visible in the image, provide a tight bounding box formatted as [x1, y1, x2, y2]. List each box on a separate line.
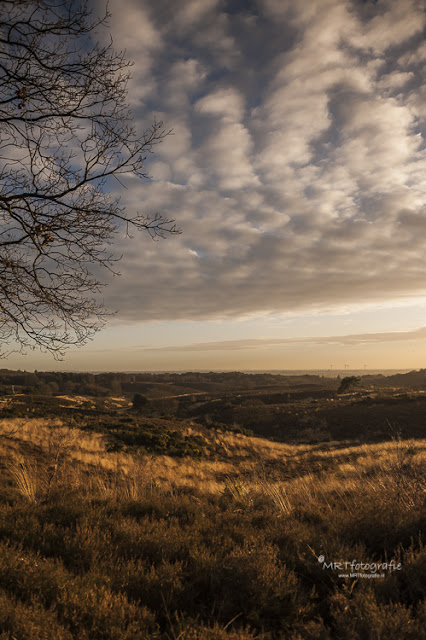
[0, 411, 425, 639]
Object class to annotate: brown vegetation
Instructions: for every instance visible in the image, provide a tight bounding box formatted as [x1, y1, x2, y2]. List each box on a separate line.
[0, 413, 425, 639]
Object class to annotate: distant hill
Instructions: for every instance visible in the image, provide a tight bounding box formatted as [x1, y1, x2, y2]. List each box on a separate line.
[363, 369, 426, 390]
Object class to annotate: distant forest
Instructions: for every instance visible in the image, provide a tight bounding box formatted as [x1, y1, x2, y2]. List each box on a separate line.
[2, 367, 426, 398]
[0, 369, 336, 398]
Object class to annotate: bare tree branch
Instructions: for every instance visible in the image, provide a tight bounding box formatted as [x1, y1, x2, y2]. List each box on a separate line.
[0, 0, 180, 358]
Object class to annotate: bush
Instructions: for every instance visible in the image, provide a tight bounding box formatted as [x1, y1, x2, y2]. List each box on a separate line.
[132, 393, 149, 411]
[337, 376, 361, 394]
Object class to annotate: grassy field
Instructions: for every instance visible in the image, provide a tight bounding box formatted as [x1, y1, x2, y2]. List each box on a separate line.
[0, 412, 425, 639]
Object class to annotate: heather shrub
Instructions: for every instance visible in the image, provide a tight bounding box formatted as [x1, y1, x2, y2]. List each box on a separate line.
[330, 589, 423, 640]
[0, 588, 72, 640]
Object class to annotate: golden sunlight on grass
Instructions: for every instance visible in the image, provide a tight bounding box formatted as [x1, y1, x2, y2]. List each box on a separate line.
[1, 417, 425, 504]
[0, 416, 425, 639]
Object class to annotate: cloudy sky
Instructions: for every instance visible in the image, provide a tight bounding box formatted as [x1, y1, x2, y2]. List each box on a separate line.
[7, 0, 426, 372]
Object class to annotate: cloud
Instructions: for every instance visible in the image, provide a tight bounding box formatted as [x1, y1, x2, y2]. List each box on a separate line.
[194, 88, 259, 190]
[104, 0, 426, 324]
[142, 326, 426, 353]
[347, 0, 425, 54]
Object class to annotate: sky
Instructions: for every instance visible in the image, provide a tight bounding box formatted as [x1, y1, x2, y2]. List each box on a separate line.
[5, 0, 426, 372]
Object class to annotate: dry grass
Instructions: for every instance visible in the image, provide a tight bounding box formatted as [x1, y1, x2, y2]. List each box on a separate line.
[2, 416, 425, 506]
[1, 417, 425, 639]
[5, 458, 41, 503]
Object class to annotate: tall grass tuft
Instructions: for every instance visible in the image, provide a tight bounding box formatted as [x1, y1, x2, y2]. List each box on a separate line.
[258, 479, 292, 515]
[5, 458, 45, 504]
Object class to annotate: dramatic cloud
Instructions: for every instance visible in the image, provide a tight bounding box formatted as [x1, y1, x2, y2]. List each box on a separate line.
[103, 0, 426, 323]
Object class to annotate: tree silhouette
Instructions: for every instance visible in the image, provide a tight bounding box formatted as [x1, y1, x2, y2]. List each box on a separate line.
[337, 376, 361, 394]
[0, 0, 179, 358]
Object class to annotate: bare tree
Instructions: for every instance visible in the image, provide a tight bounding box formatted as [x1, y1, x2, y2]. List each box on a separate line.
[0, 0, 179, 358]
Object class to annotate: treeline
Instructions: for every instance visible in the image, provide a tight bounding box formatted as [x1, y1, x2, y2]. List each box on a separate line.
[0, 370, 121, 397]
[0, 369, 331, 398]
[1, 367, 424, 401]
